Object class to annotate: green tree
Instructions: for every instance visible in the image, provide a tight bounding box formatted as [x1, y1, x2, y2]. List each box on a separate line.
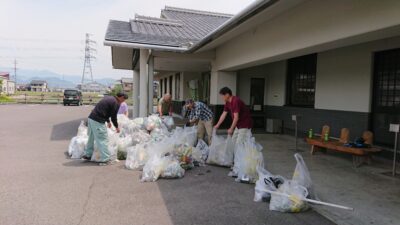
[109, 84, 123, 96]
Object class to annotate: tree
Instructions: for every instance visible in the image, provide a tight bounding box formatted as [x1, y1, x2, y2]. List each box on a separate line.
[109, 84, 123, 96]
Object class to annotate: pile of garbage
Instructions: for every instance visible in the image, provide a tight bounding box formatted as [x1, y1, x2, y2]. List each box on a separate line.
[253, 153, 315, 213]
[67, 114, 267, 185]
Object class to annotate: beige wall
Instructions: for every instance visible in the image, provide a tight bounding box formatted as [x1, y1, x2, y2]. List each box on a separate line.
[315, 36, 400, 113]
[214, 0, 400, 71]
[210, 70, 237, 105]
[238, 60, 286, 106]
[234, 36, 400, 113]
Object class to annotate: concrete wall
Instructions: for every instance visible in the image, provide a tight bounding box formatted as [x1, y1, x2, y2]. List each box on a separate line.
[210, 70, 237, 105]
[315, 36, 400, 113]
[237, 60, 286, 106]
[181, 72, 202, 100]
[214, 0, 400, 71]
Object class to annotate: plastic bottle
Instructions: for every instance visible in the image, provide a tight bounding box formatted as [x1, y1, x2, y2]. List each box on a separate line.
[308, 129, 313, 138]
[324, 132, 329, 142]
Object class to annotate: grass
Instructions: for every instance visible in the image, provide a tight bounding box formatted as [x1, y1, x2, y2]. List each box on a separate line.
[0, 95, 15, 103]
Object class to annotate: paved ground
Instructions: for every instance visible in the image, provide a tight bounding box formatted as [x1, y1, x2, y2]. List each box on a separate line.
[0, 104, 335, 225]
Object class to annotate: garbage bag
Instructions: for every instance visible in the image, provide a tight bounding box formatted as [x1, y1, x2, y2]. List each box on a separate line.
[117, 135, 133, 153]
[269, 181, 309, 213]
[145, 114, 162, 131]
[254, 166, 285, 202]
[132, 130, 151, 145]
[161, 157, 185, 179]
[192, 139, 209, 165]
[292, 153, 312, 191]
[125, 143, 149, 170]
[162, 116, 175, 130]
[174, 144, 194, 170]
[132, 117, 147, 130]
[235, 137, 264, 183]
[183, 126, 197, 147]
[76, 121, 88, 137]
[206, 131, 234, 167]
[68, 136, 88, 159]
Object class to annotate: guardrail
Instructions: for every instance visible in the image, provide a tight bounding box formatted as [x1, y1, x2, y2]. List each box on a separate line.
[11, 93, 103, 105]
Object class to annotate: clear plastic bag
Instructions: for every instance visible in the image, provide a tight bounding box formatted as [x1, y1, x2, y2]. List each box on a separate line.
[269, 181, 309, 213]
[68, 136, 88, 159]
[206, 131, 234, 167]
[161, 157, 185, 179]
[76, 121, 88, 137]
[183, 126, 197, 147]
[235, 137, 264, 183]
[125, 143, 149, 170]
[192, 139, 209, 165]
[162, 116, 175, 130]
[254, 166, 285, 202]
[145, 114, 162, 131]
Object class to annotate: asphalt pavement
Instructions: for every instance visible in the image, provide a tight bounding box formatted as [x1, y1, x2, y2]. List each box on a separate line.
[0, 104, 335, 225]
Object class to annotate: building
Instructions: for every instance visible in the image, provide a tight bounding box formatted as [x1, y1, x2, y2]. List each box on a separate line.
[29, 80, 48, 92]
[0, 72, 16, 95]
[105, 1, 400, 148]
[118, 78, 133, 92]
[77, 81, 109, 93]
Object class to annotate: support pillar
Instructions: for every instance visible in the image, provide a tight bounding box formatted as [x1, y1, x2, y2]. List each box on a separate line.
[132, 69, 140, 118]
[139, 49, 149, 117]
[148, 55, 154, 114]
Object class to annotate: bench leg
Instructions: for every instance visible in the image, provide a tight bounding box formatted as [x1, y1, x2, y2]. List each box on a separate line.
[311, 145, 316, 155]
[352, 155, 371, 168]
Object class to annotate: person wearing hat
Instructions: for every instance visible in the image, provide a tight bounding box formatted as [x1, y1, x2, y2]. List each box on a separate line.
[184, 99, 214, 145]
[82, 92, 128, 165]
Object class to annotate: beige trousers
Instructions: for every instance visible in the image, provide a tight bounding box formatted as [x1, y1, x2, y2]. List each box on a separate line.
[197, 119, 213, 145]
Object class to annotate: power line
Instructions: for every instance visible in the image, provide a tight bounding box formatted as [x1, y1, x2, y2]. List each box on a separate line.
[13, 59, 17, 84]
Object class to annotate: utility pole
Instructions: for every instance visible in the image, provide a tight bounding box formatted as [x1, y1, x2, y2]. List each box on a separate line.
[80, 33, 96, 86]
[14, 59, 17, 84]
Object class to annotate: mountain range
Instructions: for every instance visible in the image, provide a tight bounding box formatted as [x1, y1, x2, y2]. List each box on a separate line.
[0, 67, 117, 88]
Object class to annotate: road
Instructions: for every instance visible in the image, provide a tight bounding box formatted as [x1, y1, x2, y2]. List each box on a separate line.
[0, 104, 335, 225]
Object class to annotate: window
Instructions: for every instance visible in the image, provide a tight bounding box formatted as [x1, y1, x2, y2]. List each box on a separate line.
[373, 48, 400, 110]
[160, 79, 163, 97]
[169, 76, 173, 95]
[286, 54, 317, 107]
[175, 73, 180, 100]
[164, 78, 167, 95]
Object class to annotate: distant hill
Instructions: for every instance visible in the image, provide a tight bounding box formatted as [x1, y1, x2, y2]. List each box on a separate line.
[0, 67, 117, 88]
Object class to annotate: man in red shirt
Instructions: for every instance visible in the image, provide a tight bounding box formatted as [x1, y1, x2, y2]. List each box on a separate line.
[214, 87, 253, 143]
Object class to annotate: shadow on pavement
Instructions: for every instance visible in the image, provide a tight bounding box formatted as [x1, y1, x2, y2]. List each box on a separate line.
[50, 118, 87, 141]
[155, 165, 335, 225]
[62, 160, 99, 167]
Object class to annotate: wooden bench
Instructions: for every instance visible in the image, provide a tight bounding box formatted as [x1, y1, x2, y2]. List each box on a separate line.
[306, 126, 382, 167]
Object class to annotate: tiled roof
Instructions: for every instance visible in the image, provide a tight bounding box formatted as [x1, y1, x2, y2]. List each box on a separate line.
[105, 6, 233, 47]
[30, 80, 47, 85]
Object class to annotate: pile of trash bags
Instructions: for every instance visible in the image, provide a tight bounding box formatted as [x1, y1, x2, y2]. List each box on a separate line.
[68, 114, 269, 187]
[253, 153, 315, 213]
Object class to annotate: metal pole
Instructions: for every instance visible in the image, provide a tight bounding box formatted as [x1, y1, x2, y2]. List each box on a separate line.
[295, 119, 298, 151]
[393, 132, 398, 176]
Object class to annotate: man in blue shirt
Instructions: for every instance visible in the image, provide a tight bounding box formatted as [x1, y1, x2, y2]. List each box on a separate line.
[184, 99, 214, 145]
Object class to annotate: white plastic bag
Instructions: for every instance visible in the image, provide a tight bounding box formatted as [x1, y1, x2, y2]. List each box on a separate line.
[254, 166, 285, 202]
[162, 116, 175, 130]
[161, 157, 185, 179]
[125, 143, 149, 170]
[206, 131, 234, 167]
[292, 154, 312, 190]
[235, 137, 264, 183]
[192, 139, 209, 164]
[269, 181, 309, 213]
[145, 114, 162, 131]
[183, 126, 197, 147]
[76, 121, 88, 137]
[68, 136, 88, 159]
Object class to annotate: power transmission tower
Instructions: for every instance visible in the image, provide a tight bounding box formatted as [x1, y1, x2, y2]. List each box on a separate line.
[81, 33, 96, 85]
[14, 59, 17, 84]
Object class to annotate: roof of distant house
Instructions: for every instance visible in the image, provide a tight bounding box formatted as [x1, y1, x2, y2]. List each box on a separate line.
[121, 78, 133, 83]
[30, 80, 47, 85]
[105, 6, 233, 48]
[0, 72, 10, 76]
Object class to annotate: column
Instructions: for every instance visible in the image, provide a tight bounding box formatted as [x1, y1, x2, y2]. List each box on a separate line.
[139, 49, 149, 117]
[148, 55, 154, 114]
[132, 69, 140, 118]
[210, 70, 237, 105]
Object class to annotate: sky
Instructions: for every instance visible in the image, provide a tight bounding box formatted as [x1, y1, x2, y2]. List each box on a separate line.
[0, 0, 255, 79]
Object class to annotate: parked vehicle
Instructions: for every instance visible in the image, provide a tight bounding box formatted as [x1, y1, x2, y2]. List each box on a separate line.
[63, 89, 83, 106]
